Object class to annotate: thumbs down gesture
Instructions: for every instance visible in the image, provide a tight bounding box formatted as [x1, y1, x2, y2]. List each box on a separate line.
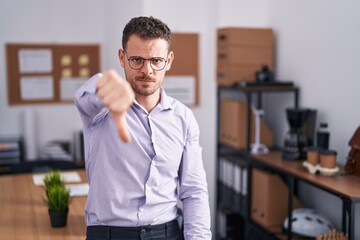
[96, 69, 135, 143]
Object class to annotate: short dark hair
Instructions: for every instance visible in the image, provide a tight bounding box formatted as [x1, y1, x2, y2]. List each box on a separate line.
[122, 16, 172, 50]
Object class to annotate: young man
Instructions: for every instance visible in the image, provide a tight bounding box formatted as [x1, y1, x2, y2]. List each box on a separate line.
[75, 16, 211, 240]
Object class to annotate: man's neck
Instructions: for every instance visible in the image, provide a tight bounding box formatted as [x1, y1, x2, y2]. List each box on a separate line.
[135, 91, 161, 113]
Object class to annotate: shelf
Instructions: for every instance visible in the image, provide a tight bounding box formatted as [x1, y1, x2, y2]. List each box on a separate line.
[216, 84, 300, 240]
[217, 182, 248, 217]
[218, 84, 299, 93]
[250, 151, 360, 199]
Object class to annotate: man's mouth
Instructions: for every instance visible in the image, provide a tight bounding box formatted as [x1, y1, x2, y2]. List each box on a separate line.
[136, 76, 154, 82]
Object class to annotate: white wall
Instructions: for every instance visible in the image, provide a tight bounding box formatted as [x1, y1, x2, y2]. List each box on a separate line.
[267, 0, 360, 234]
[0, 0, 104, 157]
[216, 0, 360, 236]
[1, 0, 359, 238]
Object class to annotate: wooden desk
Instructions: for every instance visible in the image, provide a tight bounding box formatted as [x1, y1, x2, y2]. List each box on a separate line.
[251, 151, 360, 240]
[0, 170, 87, 240]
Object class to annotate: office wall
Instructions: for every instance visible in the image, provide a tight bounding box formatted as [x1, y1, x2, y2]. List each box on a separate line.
[0, 0, 104, 156]
[267, 0, 360, 233]
[216, 0, 360, 235]
[0, 0, 144, 157]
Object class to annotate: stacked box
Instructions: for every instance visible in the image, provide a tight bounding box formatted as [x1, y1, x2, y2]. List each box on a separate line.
[220, 99, 274, 149]
[217, 27, 274, 86]
[251, 168, 302, 228]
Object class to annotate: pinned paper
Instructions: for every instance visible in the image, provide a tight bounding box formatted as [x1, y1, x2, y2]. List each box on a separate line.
[20, 76, 54, 100]
[60, 77, 87, 100]
[163, 76, 195, 106]
[78, 54, 89, 66]
[61, 55, 72, 66]
[18, 49, 53, 73]
[62, 68, 72, 77]
[79, 67, 90, 77]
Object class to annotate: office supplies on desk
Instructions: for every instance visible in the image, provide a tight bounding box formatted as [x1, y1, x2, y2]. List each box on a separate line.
[33, 171, 81, 185]
[66, 183, 89, 197]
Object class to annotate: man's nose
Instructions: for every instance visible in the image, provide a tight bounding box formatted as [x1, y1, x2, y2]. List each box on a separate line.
[141, 60, 153, 74]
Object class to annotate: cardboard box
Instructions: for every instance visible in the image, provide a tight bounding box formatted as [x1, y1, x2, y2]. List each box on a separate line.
[251, 168, 302, 228]
[216, 27, 274, 86]
[217, 64, 262, 86]
[217, 27, 273, 47]
[220, 99, 274, 149]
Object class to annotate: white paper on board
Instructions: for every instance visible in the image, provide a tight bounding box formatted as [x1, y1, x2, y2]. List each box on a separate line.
[20, 76, 54, 100]
[18, 49, 53, 73]
[163, 76, 195, 106]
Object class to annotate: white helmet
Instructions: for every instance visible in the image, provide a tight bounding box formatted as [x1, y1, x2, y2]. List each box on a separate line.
[283, 208, 334, 237]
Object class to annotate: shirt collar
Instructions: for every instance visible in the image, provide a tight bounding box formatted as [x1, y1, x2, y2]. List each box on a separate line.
[132, 87, 174, 112]
[159, 87, 173, 110]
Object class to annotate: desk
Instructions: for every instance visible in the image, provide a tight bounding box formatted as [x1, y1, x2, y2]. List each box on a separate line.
[0, 170, 87, 240]
[251, 151, 360, 240]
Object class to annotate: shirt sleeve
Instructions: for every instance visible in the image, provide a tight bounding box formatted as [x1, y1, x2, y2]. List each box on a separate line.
[74, 73, 107, 128]
[178, 112, 212, 239]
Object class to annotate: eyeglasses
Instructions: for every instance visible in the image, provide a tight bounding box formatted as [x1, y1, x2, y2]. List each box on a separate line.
[124, 51, 168, 71]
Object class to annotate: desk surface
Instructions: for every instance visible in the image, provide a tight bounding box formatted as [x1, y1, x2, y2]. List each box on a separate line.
[0, 170, 87, 240]
[252, 151, 360, 199]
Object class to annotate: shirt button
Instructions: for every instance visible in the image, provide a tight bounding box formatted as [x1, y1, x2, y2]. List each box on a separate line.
[139, 208, 144, 212]
[152, 161, 157, 166]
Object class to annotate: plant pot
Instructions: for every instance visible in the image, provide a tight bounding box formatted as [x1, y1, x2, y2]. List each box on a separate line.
[48, 208, 69, 228]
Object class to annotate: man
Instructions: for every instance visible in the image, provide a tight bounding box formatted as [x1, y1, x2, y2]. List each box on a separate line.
[75, 16, 211, 240]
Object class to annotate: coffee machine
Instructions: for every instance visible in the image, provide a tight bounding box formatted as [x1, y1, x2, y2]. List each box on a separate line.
[282, 108, 317, 160]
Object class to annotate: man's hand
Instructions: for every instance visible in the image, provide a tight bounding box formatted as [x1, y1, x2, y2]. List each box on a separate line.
[96, 69, 135, 143]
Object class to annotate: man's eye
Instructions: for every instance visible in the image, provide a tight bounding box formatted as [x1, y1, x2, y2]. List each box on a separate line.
[151, 58, 164, 64]
[131, 57, 143, 63]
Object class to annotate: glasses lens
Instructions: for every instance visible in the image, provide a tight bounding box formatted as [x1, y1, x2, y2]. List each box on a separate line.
[150, 58, 166, 71]
[128, 57, 144, 70]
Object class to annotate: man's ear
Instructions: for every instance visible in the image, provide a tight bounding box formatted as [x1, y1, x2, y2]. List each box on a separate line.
[118, 49, 125, 68]
[165, 51, 174, 71]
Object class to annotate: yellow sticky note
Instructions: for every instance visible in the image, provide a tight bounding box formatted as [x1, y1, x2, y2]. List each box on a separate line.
[79, 54, 89, 66]
[61, 55, 72, 66]
[62, 68, 72, 77]
[79, 68, 90, 77]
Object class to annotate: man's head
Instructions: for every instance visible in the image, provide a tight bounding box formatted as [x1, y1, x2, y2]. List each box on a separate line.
[122, 16, 171, 51]
[119, 16, 174, 100]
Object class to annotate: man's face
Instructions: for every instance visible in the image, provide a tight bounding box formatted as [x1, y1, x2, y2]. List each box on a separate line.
[119, 35, 174, 97]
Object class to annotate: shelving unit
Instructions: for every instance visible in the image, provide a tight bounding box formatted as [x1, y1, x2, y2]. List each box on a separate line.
[216, 84, 360, 240]
[216, 84, 299, 239]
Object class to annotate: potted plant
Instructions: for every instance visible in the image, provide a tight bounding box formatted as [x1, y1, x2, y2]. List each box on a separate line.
[47, 184, 71, 228]
[43, 170, 64, 192]
[44, 170, 71, 228]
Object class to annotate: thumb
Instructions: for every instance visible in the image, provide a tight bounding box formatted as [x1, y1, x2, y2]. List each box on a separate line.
[113, 112, 131, 143]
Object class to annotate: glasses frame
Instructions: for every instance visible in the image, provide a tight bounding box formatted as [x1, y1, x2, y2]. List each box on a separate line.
[124, 51, 168, 71]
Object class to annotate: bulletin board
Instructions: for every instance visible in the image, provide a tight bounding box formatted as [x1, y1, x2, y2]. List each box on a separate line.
[6, 43, 100, 105]
[166, 33, 199, 106]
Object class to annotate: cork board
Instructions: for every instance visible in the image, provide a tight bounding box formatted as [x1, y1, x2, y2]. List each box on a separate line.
[167, 33, 199, 106]
[6, 43, 100, 105]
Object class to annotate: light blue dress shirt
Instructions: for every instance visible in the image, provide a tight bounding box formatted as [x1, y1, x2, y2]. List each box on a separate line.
[74, 73, 211, 239]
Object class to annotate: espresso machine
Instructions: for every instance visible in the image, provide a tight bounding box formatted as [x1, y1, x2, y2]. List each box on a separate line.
[282, 108, 317, 160]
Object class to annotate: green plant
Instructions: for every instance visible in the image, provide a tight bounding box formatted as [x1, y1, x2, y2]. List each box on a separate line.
[47, 185, 70, 213]
[43, 170, 64, 190]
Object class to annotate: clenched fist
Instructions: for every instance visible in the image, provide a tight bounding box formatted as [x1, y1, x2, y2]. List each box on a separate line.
[96, 69, 135, 143]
